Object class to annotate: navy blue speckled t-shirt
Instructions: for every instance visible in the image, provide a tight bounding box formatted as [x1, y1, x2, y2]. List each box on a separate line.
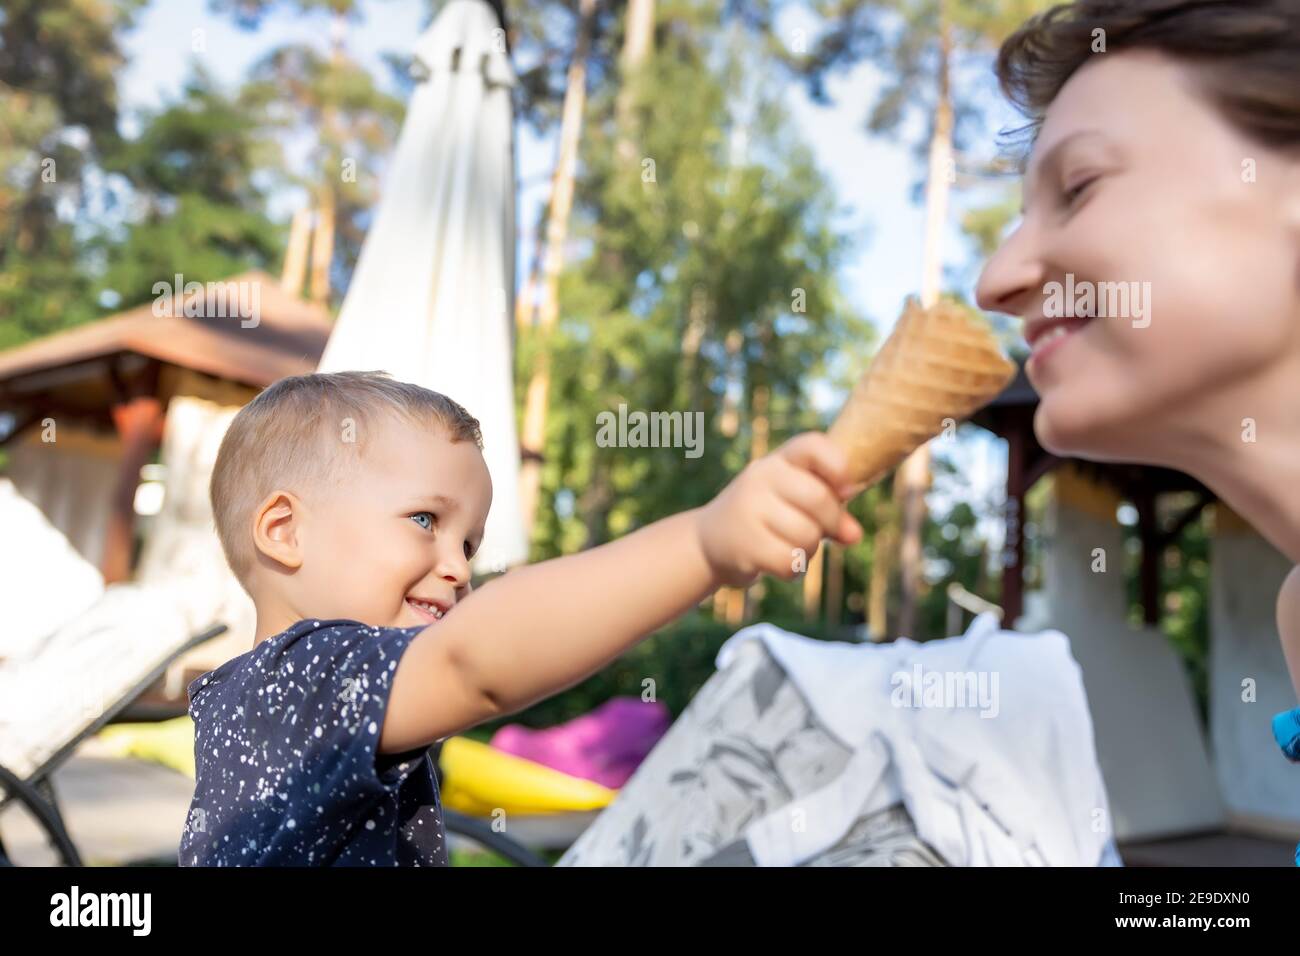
[179, 619, 448, 866]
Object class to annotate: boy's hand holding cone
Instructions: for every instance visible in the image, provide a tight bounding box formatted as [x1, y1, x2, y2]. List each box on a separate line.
[694, 298, 1013, 591]
[697, 432, 864, 588]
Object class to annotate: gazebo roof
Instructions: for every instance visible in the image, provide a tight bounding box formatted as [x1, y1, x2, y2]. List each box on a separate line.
[0, 271, 330, 396]
[971, 359, 1038, 417]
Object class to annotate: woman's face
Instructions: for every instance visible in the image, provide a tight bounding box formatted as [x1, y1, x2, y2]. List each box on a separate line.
[976, 49, 1300, 466]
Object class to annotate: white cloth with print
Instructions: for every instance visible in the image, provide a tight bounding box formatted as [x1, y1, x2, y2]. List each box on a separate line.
[718, 613, 1118, 867]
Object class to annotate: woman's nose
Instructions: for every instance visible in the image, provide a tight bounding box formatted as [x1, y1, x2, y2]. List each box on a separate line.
[975, 221, 1042, 319]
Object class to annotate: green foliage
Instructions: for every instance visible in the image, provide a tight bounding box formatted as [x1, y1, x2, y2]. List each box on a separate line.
[0, 13, 288, 339]
[103, 65, 284, 206]
[780, 0, 1057, 161]
[0, 0, 145, 340]
[0, 0, 144, 149]
[0, 236, 100, 349]
[486, 0, 625, 135]
[918, 495, 995, 639]
[209, 0, 405, 306]
[93, 66, 288, 310]
[512, 3, 879, 722]
[523, 11, 872, 565]
[95, 194, 285, 310]
[448, 847, 518, 867]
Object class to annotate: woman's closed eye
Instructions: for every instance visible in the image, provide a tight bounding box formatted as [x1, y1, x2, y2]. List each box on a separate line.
[1062, 173, 1099, 208]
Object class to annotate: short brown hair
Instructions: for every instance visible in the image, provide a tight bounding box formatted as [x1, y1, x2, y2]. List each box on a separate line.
[996, 0, 1300, 152]
[210, 370, 483, 588]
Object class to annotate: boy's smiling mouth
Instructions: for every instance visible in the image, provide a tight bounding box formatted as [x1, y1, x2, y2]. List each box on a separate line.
[406, 595, 450, 622]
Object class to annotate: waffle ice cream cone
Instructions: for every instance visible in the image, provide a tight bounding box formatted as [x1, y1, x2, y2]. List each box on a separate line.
[829, 297, 1015, 486]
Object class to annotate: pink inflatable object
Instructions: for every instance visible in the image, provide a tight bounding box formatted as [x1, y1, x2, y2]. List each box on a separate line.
[489, 697, 672, 789]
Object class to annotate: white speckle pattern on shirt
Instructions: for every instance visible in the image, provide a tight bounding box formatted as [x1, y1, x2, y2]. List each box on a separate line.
[179, 619, 448, 866]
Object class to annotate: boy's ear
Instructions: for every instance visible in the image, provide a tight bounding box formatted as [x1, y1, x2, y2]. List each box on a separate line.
[252, 491, 305, 571]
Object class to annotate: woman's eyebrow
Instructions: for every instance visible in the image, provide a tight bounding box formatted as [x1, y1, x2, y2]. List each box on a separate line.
[1021, 128, 1108, 213]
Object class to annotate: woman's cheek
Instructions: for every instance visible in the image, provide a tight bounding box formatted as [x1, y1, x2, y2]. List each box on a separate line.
[1161, 297, 1281, 390]
[1030, 337, 1145, 456]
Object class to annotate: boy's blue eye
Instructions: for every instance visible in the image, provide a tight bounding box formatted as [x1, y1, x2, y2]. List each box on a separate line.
[410, 512, 435, 531]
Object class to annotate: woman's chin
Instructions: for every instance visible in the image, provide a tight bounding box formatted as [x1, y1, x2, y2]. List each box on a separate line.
[1033, 397, 1141, 464]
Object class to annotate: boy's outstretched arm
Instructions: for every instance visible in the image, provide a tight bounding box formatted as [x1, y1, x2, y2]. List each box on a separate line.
[379, 432, 862, 753]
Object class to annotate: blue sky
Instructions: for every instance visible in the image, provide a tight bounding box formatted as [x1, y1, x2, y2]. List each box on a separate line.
[117, 0, 1021, 542]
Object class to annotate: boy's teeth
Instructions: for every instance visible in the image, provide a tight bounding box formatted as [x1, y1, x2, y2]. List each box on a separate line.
[408, 599, 444, 619]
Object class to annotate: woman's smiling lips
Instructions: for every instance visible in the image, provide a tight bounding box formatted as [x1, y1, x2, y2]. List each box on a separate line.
[1025, 314, 1094, 372]
[405, 595, 451, 622]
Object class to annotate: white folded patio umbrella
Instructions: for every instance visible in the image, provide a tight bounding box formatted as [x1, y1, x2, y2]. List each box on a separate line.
[318, 0, 526, 573]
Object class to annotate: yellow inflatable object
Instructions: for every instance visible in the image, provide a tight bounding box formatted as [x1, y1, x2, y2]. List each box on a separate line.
[92, 720, 616, 818]
[438, 736, 616, 816]
[96, 716, 197, 779]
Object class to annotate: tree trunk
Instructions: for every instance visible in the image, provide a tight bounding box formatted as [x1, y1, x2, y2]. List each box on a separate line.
[803, 540, 824, 621]
[281, 208, 312, 296]
[308, 188, 335, 306]
[564, 0, 655, 562]
[826, 543, 844, 628]
[736, 324, 772, 624]
[515, 203, 547, 330]
[307, 11, 348, 309]
[679, 284, 709, 410]
[621, 0, 655, 73]
[723, 377, 770, 626]
[580, 459, 615, 549]
[893, 10, 954, 640]
[518, 0, 598, 538]
[615, 0, 655, 162]
[717, 328, 743, 437]
[867, 494, 897, 640]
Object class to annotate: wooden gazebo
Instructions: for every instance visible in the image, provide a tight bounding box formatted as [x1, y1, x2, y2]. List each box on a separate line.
[0, 270, 330, 583]
[971, 361, 1216, 626]
[973, 361, 1298, 866]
